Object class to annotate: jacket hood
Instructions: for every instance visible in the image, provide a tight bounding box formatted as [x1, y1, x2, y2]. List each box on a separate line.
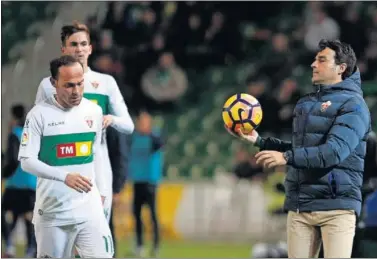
[320, 68, 363, 95]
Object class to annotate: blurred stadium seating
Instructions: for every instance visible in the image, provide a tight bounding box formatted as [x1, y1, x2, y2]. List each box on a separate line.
[2, 2, 376, 180]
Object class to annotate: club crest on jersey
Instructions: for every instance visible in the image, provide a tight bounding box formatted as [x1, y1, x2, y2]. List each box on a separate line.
[321, 101, 332, 112]
[21, 133, 28, 146]
[91, 81, 99, 88]
[85, 116, 93, 128]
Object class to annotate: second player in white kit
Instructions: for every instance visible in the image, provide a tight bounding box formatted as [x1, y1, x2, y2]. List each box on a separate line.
[35, 22, 134, 221]
[19, 56, 113, 258]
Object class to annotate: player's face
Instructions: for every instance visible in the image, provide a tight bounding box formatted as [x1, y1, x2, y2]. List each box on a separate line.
[311, 47, 346, 85]
[62, 32, 92, 66]
[55, 63, 85, 108]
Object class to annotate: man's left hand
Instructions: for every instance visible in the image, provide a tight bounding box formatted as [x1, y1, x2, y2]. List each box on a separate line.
[255, 151, 287, 169]
[103, 115, 113, 129]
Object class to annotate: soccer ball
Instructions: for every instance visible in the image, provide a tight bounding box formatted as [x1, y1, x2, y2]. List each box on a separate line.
[222, 93, 263, 134]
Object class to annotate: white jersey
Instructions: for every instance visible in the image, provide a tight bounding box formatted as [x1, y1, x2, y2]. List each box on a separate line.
[18, 97, 107, 227]
[35, 68, 134, 196]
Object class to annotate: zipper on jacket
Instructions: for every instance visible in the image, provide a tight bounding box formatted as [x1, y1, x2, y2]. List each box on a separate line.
[329, 172, 337, 199]
[296, 86, 322, 213]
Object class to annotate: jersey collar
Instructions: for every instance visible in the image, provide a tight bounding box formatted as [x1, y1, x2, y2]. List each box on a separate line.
[52, 95, 76, 111]
[85, 67, 92, 75]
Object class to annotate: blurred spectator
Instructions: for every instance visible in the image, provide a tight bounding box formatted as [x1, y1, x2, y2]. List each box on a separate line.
[275, 79, 301, 136]
[128, 111, 164, 258]
[86, 15, 101, 50]
[339, 5, 368, 58]
[204, 11, 240, 64]
[102, 2, 129, 46]
[2, 104, 37, 258]
[304, 8, 340, 52]
[359, 11, 377, 80]
[158, 2, 178, 33]
[139, 33, 167, 73]
[187, 13, 205, 45]
[141, 51, 188, 112]
[135, 7, 158, 50]
[174, 13, 207, 68]
[246, 76, 279, 134]
[91, 30, 123, 77]
[256, 33, 296, 86]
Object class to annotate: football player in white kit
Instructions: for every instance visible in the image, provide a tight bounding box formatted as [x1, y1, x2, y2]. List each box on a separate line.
[19, 55, 114, 258]
[35, 21, 134, 222]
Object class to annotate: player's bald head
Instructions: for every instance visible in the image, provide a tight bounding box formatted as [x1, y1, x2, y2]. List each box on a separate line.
[50, 55, 83, 80]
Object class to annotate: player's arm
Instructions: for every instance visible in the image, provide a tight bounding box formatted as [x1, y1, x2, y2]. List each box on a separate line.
[18, 110, 69, 182]
[107, 75, 134, 134]
[284, 98, 370, 169]
[233, 126, 292, 152]
[93, 108, 110, 201]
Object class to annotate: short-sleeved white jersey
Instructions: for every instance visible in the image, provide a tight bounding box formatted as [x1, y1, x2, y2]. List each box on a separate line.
[18, 97, 105, 226]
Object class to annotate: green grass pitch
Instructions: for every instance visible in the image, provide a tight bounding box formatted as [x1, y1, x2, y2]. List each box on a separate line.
[8, 239, 253, 258]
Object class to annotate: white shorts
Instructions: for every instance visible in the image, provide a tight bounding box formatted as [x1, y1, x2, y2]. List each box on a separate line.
[34, 214, 114, 258]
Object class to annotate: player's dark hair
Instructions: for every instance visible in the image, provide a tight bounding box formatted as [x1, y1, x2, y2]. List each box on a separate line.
[50, 55, 83, 80]
[318, 39, 357, 79]
[11, 104, 25, 124]
[60, 21, 90, 46]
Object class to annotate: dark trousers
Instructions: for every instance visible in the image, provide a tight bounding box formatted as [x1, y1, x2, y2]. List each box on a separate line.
[1, 188, 37, 255]
[132, 182, 160, 249]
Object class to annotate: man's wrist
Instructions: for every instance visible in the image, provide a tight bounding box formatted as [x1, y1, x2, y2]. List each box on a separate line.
[283, 151, 293, 165]
[57, 171, 69, 183]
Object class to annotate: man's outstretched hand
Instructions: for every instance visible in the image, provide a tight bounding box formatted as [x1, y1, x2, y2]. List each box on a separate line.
[224, 124, 259, 145]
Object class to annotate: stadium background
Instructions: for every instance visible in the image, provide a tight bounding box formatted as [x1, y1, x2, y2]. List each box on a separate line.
[1, 1, 377, 257]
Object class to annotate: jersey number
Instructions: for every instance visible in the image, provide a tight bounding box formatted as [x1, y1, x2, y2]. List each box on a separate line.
[102, 235, 114, 254]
